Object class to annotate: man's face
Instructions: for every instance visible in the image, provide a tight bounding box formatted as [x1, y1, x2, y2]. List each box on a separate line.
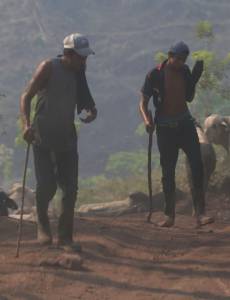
[70, 51, 87, 71]
[168, 54, 187, 70]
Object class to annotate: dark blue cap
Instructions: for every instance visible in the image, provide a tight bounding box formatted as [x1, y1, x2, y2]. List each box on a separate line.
[169, 41, 190, 56]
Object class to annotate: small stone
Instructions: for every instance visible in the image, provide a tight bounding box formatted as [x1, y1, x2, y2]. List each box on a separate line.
[39, 253, 83, 270]
[58, 253, 83, 270]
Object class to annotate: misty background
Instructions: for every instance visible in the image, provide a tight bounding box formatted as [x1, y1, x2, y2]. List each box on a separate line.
[0, 0, 230, 188]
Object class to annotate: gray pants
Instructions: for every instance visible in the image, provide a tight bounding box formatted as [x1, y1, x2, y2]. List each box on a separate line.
[33, 144, 78, 242]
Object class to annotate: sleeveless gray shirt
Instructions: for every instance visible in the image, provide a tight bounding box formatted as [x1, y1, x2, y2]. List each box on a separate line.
[33, 58, 77, 151]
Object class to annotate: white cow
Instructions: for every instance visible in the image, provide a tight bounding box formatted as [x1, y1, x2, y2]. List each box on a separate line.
[204, 114, 230, 153]
[196, 124, 216, 192]
[186, 123, 216, 194]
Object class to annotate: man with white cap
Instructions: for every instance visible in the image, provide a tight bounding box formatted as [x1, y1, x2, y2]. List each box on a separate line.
[20, 33, 97, 251]
[139, 41, 214, 228]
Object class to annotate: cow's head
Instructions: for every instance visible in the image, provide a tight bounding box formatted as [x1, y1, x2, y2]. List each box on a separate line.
[0, 191, 18, 212]
[204, 114, 230, 153]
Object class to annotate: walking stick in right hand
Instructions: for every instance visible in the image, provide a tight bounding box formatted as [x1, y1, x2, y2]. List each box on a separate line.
[147, 111, 154, 223]
[15, 143, 30, 258]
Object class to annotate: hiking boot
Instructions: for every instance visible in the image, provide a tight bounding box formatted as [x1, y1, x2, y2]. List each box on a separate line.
[196, 215, 215, 227]
[57, 240, 82, 253]
[158, 216, 175, 228]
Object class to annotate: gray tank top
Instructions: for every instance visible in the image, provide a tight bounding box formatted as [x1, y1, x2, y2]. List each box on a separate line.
[33, 58, 77, 151]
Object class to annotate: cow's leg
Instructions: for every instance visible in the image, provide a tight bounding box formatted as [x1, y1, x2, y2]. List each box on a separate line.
[181, 121, 214, 226]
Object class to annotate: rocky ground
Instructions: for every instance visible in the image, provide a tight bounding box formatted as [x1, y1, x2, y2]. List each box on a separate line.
[1, 193, 230, 300]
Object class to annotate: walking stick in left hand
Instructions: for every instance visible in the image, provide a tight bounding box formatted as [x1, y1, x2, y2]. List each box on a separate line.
[147, 111, 154, 223]
[16, 143, 30, 258]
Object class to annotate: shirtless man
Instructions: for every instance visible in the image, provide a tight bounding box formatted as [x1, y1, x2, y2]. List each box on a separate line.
[139, 41, 214, 227]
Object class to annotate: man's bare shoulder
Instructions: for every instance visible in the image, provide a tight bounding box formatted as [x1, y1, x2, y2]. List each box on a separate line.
[25, 59, 53, 92]
[35, 59, 52, 73]
[32, 59, 54, 84]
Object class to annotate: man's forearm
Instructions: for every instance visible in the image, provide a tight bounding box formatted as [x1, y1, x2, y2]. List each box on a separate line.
[20, 93, 31, 128]
[139, 94, 150, 125]
[191, 60, 204, 85]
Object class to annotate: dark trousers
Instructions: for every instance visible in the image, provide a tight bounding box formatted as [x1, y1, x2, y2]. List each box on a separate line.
[156, 118, 205, 218]
[33, 144, 78, 242]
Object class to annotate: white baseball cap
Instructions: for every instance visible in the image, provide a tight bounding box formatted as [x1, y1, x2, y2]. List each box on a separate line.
[63, 33, 95, 57]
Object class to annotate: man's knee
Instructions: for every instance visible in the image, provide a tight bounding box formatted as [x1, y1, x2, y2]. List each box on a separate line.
[60, 184, 78, 201]
[36, 181, 57, 200]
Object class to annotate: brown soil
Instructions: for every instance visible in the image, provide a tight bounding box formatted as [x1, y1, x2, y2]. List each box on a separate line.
[1, 193, 230, 300]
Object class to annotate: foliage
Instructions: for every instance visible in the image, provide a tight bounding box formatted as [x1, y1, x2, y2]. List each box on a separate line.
[77, 172, 156, 207]
[0, 94, 14, 185]
[209, 146, 230, 193]
[77, 175, 148, 207]
[15, 118, 24, 146]
[135, 122, 146, 137]
[105, 150, 148, 176]
[0, 144, 14, 184]
[79, 174, 108, 188]
[196, 20, 214, 40]
[192, 50, 221, 89]
[0, 94, 7, 136]
[154, 51, 167, 63]
[189, 22, 230, 118]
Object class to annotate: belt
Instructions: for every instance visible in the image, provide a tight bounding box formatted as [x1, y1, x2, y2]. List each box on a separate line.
[156, 117, 194, 128]
[157, 121, 179, 128]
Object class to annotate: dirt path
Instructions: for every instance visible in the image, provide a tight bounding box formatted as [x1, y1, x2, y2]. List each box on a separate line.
[1, 196, 230, 300]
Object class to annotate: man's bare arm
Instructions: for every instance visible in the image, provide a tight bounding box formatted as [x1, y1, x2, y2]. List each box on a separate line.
[139, 93, 154, 132]
[20, 60, 51, 142]
[20, 59, 51, 127]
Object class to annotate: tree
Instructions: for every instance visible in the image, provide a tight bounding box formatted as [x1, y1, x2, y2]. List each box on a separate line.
[196, 20, 214, 40]
[154, 51, 167, 64]
[190, 21, 230, 117]
[0, 144, 14, 186]
[105, 150, 148, 176]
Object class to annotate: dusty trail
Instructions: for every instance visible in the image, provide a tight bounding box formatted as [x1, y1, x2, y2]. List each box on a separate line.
[0, 195, 230, 300]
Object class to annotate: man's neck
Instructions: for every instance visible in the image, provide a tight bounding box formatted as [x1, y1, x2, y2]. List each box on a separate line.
[60, 56, 77, 72]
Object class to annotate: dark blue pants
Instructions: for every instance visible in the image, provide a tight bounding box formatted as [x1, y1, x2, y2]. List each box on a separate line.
[33, 144, 78, 242]
[156, 119, 205, 217]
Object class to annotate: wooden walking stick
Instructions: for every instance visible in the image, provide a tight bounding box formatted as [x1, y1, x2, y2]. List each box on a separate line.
[16, 143, 30, 258]
[147, 111, 154, 223]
